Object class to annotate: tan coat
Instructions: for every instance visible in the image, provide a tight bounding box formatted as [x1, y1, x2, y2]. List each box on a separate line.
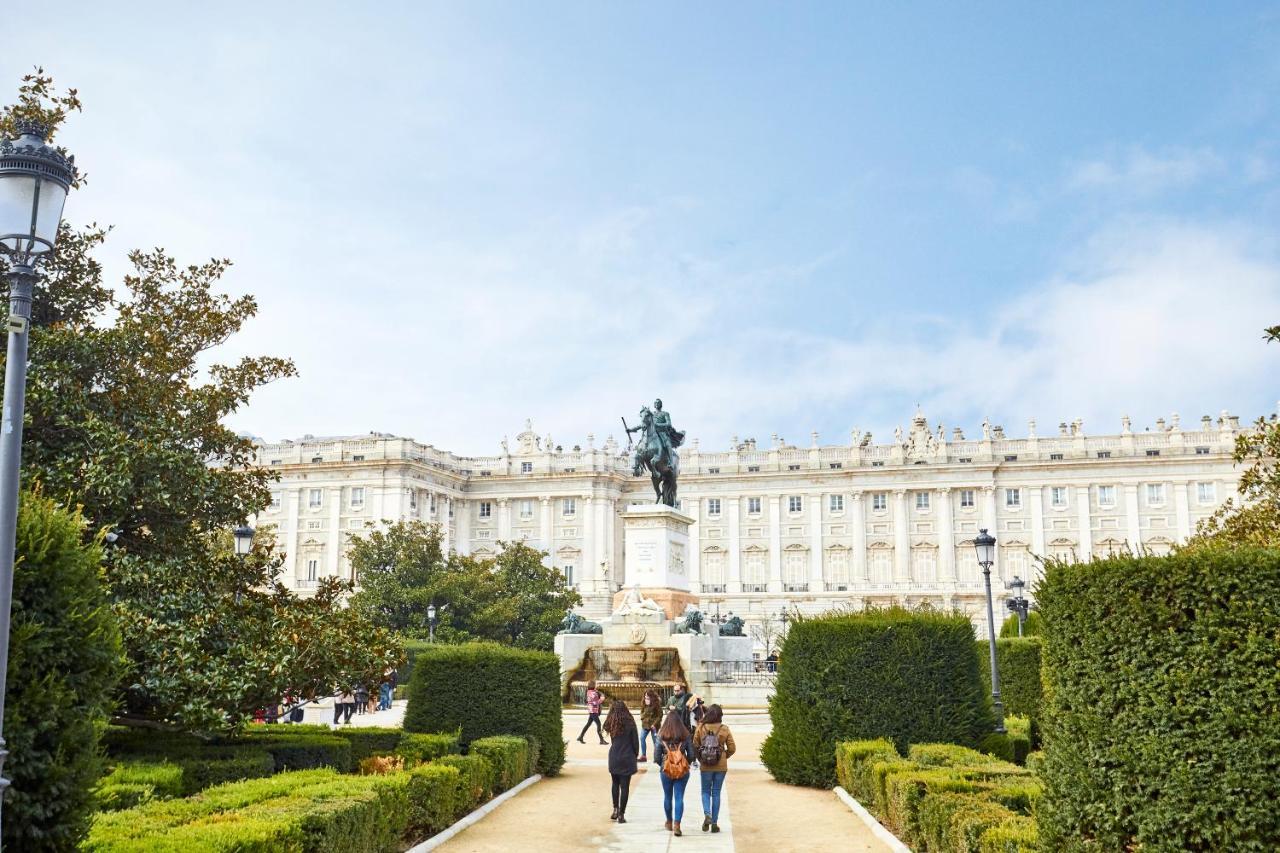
[693, 722, 736, 773]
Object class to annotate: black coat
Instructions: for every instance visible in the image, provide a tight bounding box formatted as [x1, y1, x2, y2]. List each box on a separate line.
[608, 724, 640, 775]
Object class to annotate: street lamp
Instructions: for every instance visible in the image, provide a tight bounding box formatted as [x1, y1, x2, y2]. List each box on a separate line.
[0, 119, 77, 835]
[1006, 575, 1029, 637]
[427, 604, 438, 644]
[232, 525, 255, 604]
[973, 528, 1005, 733]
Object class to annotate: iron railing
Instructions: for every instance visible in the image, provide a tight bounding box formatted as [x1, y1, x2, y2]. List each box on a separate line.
[703, 659, 777, 684]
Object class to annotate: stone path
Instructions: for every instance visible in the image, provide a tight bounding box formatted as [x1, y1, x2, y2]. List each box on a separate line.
[434, 712, 892, 853]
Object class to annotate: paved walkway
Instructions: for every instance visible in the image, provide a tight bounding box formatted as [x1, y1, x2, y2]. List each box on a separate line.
[435, 711, 891, 853]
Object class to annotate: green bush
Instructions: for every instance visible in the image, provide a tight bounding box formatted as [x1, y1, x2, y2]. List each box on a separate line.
[999, 611, 1043, 637]
[333, 727, 407, 766]
[975, 637, 1043, 720]
[396, 639, 433, 685]
[978, 815, 1039, 852]
[469, 735, 531, 792]
[94, 782, 156, 812]
[5, 492, 125, 850]
[173, 749, 277, 793]
[835, 739, 899, 797]
[403, 642, 564, 775]
[908, 743, 1004, 768]
[918, 792, 1021, 853]
[762, 608, 992, 787]
[1037, 547, 1280, 851]
[435, 754, 495, 811]
[254, 734, 354, 773]
[406, 763, 462, 835]
[99, 762, 186, 801]
[395, 732, 461, 767]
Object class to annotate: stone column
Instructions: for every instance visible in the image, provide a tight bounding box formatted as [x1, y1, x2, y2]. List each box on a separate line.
[893, 489, 910, 583]
[603, 497, 617, 590]
[809, 493, 824, 590]
[455, 499, 470, 556]
[593, 496, 607, 581]
[540, 496, 553, 567]
[982, 485, 998, 584]
[686, 498, 701, 589]
[1075, 486, 1092, 559]
[768, 495, 783, 592]
[582, 495, 596, 587]
[1174, 481, 1192, 542]
[497, 499, 511, 542]
[284, 488, 301, 588]
[937, 488, 956, 582]
[326, 487, 342, 579]
[1029, 486, 1046, 557]
[728, 496, 742, 593]
[851, 491, 868, 585]
[1124, 484, 1141, 550]
[441, 496, 452, 553]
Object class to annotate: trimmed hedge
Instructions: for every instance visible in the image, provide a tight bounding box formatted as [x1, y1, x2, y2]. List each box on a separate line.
[762, 608, 993, 787]
[435, 754, 495, 811]
[396, 639, 434, 685]
[469, 735, 531, 793]
[331, 727, 406, 766]
[395, 732, 461, 767]
[975, 637, 1043, 721]
[406, 764, 463, 836]
[404, 642, 564, 775]
[998, 611, 1043, 638]
[1037, 547, 1280, 851]
[837, 738, 1039, 852]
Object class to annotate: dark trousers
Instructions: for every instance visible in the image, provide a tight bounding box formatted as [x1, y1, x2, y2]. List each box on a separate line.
[333, 702, 344, 724]
[610, 773, 632, 814]
[580, 713, 604, 741]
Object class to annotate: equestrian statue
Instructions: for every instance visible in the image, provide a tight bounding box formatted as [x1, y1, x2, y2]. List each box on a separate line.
[623, 398, 685, 507]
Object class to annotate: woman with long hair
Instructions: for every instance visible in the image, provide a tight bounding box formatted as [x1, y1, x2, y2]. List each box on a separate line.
[577, 680, 608, 745]
[693, 703, 736, 833]
[603, 700, 640, 823]
[655, 710, 696, 836]
[639, 688, 662, 761]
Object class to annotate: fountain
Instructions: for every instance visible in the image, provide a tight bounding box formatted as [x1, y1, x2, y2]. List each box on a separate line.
[563, 646, 686, 706]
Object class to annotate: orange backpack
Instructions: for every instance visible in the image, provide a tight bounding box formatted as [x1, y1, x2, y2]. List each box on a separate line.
[662, 740, 690, 779]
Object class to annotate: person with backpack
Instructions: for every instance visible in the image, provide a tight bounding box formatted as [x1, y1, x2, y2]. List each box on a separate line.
[693, 703, 736, 833]
[603, 700, 639, 823]
[577, 680, 608, 745]
[654, 710, 696, 836]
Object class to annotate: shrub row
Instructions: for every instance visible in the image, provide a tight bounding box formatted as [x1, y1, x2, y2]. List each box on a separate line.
[978, 716, 1033, 766]
[1037, 547, 1280, 851]
[975, 637, 1043, 721]
[836, 738, 1040, 852]
[86, 740, 537, 852]
[405, 642, 565, 775]
[395, 732, 463, 767]
[763, 608, 993, 787]
[396, 639, 434, 685]
[469, 735, 533, 793]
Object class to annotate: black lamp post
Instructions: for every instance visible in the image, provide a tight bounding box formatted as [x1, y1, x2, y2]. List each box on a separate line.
[1006, 575, 1029, 637]
[974, 528, 1005, 733]
[0, 119, 77, 837]
[233, 525, 255, 604]
[427, 604, 438, 644]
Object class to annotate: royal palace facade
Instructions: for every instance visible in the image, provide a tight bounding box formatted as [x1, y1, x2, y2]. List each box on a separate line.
[250, 410, 1244, 639]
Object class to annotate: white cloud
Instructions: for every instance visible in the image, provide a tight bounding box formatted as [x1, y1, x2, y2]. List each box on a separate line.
[1066, 147, 1226, 195]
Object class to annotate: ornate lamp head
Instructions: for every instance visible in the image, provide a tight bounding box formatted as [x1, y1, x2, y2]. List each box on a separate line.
[0, 119, 77, 264]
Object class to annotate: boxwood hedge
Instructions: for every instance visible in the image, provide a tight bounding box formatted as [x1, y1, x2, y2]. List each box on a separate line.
[1037, 547, 1280, 851]
[975, 637, 1043, 721]
[404, 642, 564, 775]
[761, 608, 993, 787]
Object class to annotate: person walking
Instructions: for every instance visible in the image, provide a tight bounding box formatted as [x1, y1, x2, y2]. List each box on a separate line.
[354, 683, 369, 715]
[577, 680, 608, 745]
[340, 688, 356, 724]
[655, 710, 696, 836]
[603, 700, 639, 824]
[378, 675, 393, 711]
[639, 689, 662, 761]
[667, 682, 696, 729]
[694, 703, 736, 833]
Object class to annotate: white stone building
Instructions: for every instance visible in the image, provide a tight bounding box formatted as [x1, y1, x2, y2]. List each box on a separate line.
[250, 410, 1244, 639]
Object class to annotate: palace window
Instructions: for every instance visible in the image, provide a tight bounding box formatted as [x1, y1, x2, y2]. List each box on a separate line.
[869, 549, 892, 583]
[829, 494, 844, 512]
[912, 548, 937, 584]
[479, 501, 492, 519]
[1004, 455, 1018, 462]
[1049, 453, 1064, 460]
[958, 457, 972, 463]
[1146, 483, 1165, 506]
[743, 550, 767, 585]
[872, 493, 888, 511]
[747, 497, 762, 514]
[1196, 482, 1216, 504]
[1005, 488, 1022, 508]
[520, 462, 533, 474]
[1195, 446, 1210, 455]
[788, 464, 802, 471]
[1146, 449, 1161, 457]
[409, 490, 418, 510]
[519, 499, 533, 519]
[305, 559, 318, 582]
[915, 492, 931, 511]
[747, 465, 760, 472]
[829, 462, 843, 470]
[871, 461, 886, 467]
[308, 488, 322, 509]
[350, 487, 365, 509]
[1097, 485, 1116, 507]
[352, 454, 365, 462]
[1097, 451, 1111, 459]
[788, 496, 803, 513]
[702, 550, 726, 585]
[270, 459, 282, 466]
[784, 550, 807, 586]
[562, 566, 574, 587]
[825, 549, 849, 584]
[1051, 487, 1068, 508]
[959, 489, 975, 508]
[562, 498, 576, 517]
[312, 456, 323, 463]
[269, 492, 281, 511]
[707, 498, 721, 517]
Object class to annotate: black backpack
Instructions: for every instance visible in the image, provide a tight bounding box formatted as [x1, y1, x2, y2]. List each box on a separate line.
[697, 728, 722, 766]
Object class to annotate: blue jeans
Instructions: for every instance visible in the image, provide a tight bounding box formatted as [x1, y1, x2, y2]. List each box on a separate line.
[640, 727, 659, 757]
[378, 683, 392, 710]
[661, 772, 689, 822]
[700, 770, 726, 821]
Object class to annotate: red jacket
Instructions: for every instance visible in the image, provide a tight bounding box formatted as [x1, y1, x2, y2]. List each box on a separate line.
[586, 689, 603, 714]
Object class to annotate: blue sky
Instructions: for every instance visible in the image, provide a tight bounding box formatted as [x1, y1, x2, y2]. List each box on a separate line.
[4, 3, 1279, 453]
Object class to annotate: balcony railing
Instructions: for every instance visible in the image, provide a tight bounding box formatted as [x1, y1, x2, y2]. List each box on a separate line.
[742, 583, 768, 593]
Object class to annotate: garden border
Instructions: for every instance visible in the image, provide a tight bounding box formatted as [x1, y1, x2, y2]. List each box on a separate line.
[407, 773, 543, 852]
[833, 785, 911, 853]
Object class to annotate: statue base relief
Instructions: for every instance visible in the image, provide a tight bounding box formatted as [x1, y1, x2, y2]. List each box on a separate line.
[611, 586, 700, 621]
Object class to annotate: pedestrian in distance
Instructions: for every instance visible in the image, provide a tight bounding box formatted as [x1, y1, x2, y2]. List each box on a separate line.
[667, 682, 697, 730]
[639, 688, 662, 761]
[577, 680, 608, 745]
[339, 688, 356, 724]
[354, 682, 369, 715]
[655, 710, 696, 836]
[694, 703, 736, 833]
[603, 700, 640, 824]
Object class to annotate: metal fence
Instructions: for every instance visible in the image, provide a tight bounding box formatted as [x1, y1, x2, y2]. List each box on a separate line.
[703, 659, 778, 684]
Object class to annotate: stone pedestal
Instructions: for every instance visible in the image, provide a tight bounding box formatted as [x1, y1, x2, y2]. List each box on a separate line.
[612, 504, 698, 619]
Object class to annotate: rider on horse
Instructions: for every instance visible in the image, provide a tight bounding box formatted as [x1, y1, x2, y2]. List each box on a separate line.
[628, 398, 685, 476]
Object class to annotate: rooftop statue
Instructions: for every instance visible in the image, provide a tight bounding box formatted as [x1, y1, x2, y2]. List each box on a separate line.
[623, 398, 685, 506]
